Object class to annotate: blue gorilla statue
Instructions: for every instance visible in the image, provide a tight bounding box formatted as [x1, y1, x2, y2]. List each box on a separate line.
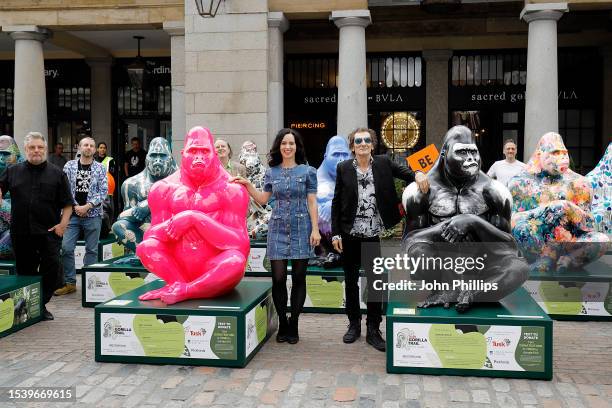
[314, 135, 351, 267]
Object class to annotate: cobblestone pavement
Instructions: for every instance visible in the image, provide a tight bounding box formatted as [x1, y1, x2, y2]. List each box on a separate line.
[1, 276, 611, 408]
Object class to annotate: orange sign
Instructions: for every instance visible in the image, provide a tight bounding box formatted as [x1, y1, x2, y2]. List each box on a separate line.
[406, 144, 439, 173]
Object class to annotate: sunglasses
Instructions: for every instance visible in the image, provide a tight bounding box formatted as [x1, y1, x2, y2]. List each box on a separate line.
[354, 137, 372, 145]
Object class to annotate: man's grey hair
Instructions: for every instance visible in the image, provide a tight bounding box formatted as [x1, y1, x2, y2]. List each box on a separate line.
[24, 132, 47, 147]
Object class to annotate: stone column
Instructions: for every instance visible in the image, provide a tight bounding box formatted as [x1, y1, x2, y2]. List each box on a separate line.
[164, 21, 186, 165]
[521, 3, 568, 157]
[423, 49, 452, 149]
[3, 26, 50, 149]
[87, 58, 113, 150]
[331, 10, 371, 137]
[267, 12, 289, 147]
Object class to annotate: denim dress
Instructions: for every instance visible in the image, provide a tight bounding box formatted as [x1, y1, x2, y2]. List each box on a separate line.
[264, 164, 317, 260]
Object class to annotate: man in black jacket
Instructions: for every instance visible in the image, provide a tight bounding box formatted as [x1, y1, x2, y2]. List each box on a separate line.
[0, 132, 73, 321]
[331, 128, 428, 351]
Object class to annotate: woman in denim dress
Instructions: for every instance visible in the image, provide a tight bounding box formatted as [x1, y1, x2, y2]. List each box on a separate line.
[233, 129, 320, 344]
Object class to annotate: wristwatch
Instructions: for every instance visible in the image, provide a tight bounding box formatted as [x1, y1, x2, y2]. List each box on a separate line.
[332, 235, 342, 242]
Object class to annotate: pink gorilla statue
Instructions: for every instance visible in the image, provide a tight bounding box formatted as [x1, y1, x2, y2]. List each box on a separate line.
[136, 127, 250, 304]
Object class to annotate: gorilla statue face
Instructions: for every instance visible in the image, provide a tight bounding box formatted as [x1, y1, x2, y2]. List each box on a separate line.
[0, 135, 22, 174]
[145, 137, 176, 178]
[320, 135, 350, 180]
[437, 126, 481, 181]
[446, 142, 481, 178]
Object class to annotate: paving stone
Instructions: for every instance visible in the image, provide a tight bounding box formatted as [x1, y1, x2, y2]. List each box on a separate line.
[310, 388, 331, 400]
[259, 391, 279, 405]
[244, 381, 266, 397]
[536, 382, 555, 397]
[382, 385, 401, 401]
[215, 392, 241, 405]
[496, 393, 518, 407]
[518, 392, 538, 405]
[288, 382, 307, 397]
[423, 393, 446, 408]
[471, 389, 491, 404]
[112, 385, 135, 396]
[253, 370, 272, 380]
[404, 384, 421, 400]
[382, 402, 400, 408]
[190, 392, 216, 406]
[491, 378, 511, 392]
[267, 371, 292, 391]
[333, 387, 357, 402]
[161, 376, 185, 389]
[358, 396, 376, 408]
[336, 373, 359, 387]
[422, 376, 442, 392]
[449, 389, 470, 402]
[293, 370, 312, 382]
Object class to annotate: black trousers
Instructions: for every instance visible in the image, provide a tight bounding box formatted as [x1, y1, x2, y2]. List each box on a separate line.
[12, 233, 62, 305]
[341, 234, 384, 326]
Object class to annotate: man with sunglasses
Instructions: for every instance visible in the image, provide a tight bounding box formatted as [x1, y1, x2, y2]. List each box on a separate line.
[331, 128, 429, 351]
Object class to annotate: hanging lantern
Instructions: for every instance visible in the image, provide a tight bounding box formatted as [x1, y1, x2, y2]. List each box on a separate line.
[194, 0, 224, 18]
[127, 36, 146, 88]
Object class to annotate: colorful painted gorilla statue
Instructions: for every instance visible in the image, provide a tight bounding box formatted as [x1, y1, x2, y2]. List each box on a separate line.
[314, 135, 351, 267]
[403, 126, 528, 312]
[0, 136, 24, 259]
[112, 137, 177, 252]
[510, 133, 609, 273]
[238, 140, 271, 239]
[137, 127, 250, 304]
[587, 142, 612, 237]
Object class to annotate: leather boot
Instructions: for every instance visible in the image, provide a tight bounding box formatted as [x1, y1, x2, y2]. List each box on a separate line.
[286, 317, 299, 344]
[342, 319, 361, 343]
[366, 323, 386, 352]
[276, 314, 289, 343]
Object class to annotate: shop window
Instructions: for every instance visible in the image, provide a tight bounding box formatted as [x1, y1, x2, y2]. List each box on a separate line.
[286, 55, 422, 89]
[0, 88, 13, 118]
[56, 87, 90, 113]
[452, 53, 526, 87]
[559, 109, 597, 174]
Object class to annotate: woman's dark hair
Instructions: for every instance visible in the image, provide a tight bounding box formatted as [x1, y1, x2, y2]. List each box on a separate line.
[268, 128, 307, 167]
[97, 142, 107, 149]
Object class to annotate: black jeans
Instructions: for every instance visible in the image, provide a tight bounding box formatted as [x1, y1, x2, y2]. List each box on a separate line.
[341, 234, 384, 327]
[12, 233, 62, 305]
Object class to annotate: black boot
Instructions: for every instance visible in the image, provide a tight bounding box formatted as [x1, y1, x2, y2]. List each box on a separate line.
[276, 315, 289, 343]
[286, 317, 299, 344]
[366, 323, 386, 352]
[342, 319, 361, 343]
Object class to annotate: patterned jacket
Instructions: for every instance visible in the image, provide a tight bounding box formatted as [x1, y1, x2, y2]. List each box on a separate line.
[63, 159, 108, 218]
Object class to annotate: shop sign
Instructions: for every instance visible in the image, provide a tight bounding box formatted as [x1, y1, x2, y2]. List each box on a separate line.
[290, 121, 327, 129]
[44, 69, 59, 79]
[453, 86, 582, 107]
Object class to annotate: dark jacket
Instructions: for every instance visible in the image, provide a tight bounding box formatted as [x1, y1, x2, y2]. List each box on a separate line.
[331, 155, 415, 237]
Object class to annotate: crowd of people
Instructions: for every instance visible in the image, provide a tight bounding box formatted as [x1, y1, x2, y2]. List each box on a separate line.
[0, 127, 560, 352]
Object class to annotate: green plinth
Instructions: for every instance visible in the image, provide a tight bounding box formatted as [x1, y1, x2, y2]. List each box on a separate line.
[75, 235, 125, 273]
[81, 254, 152, 307]
[0, 275, 42, 338]
[95, 280, 276, 367]
[0, 260, 16, 276]
[386, 287, 553, 380]
[524, 254, 612, 321]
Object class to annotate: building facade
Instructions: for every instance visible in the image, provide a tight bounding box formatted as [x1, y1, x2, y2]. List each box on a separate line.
[0, 0, 610, 172]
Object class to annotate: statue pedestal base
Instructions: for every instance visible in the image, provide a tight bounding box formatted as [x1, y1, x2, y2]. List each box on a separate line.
[82, 254, 152, 308]
[0, 260, 16, 275]
[95, 280, 275, 368]
[386, 287, 552, 380]
[0, 275, 42, 338]
[75, 234, 125, 274]
[246, 265, 368, 314]
[523, 252, 612, 321]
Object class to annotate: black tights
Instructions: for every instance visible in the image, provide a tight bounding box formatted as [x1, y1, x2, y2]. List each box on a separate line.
[271, 259, 307, 321]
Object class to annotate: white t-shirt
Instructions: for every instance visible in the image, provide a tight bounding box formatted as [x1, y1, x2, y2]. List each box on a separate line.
[487, 160, 526, 187]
